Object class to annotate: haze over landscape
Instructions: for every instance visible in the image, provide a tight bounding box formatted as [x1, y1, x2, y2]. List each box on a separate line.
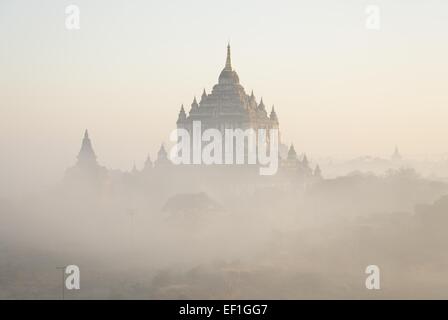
[1, 0, 448, 300]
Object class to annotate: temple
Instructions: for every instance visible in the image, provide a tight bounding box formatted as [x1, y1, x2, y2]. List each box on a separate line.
[66, 45, 322, 185]
[177, 44, 279, 144]
[77, 130, 98, 169]
[175, 44, 317, 176]
[65, 129, 107, 181]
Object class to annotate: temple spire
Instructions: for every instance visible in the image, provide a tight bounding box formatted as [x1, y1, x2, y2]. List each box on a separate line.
[177, 104, 187, 123]
[302, 154, 309, 167]
[270, 105, 278, 123]
[158, 144, 167, 158]
[287, 144, 297, 160]
[218, 43, 239, 84]
[225, 43, 232, 70]
[258, 97, 266, 111]
[155, 143, 171, 167]
[191, 97, 199, 111]
[144, 154, 153, 170]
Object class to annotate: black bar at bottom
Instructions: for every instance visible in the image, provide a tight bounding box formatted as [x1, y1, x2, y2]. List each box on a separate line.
[0, 300, 444, 319]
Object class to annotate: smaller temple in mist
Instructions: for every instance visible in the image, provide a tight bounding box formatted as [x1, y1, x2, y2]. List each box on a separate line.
[391, 146, 402, 161]
[66, 130, 107, 181]
[76, 130, 98, 169]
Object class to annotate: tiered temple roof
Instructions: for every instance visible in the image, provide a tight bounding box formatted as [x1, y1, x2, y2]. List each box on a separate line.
[179, 44, 278, 130]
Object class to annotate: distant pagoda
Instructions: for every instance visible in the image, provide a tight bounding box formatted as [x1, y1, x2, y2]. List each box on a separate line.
[391, 146, 402, 161]
[66, 130, 106, 180]
[77, 130, 98, 169]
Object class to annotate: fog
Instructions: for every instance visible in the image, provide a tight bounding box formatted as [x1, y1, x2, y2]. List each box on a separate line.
[1, 156, 448, 299]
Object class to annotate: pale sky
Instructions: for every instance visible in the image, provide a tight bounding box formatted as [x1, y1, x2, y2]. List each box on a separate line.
[1, 0, 448, 195]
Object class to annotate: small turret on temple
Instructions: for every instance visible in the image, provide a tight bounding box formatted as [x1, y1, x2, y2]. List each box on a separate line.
[299, 153, 313, 177]
[191, 97, 199, 111]
[201, 89, 207, 101]
[270, 106, 278, 123]
[302, 154, 309, 167]
[155, 144, 171, 167]
[287, 144, 297, 161]
[177, 105, 187, 124]
[258, 98, 266, 111]
[283, 144, 300, 168]
[143, 154, 153, 172]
